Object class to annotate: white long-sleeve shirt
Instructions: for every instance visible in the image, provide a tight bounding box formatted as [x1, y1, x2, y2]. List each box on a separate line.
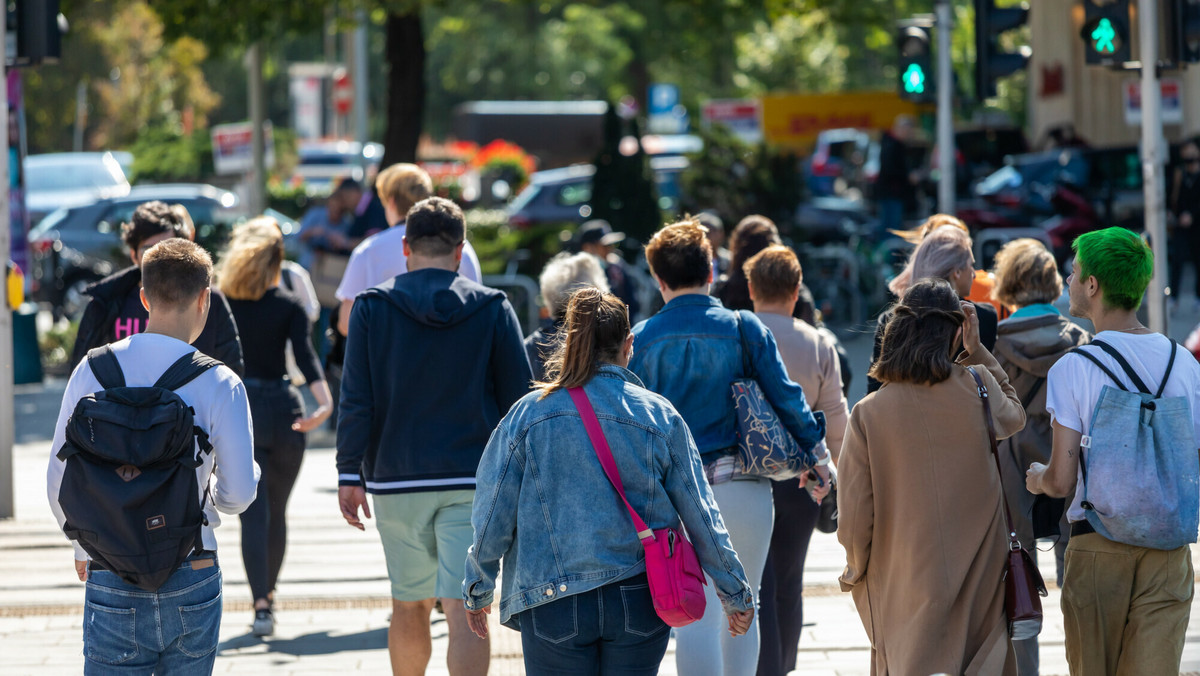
[47, 333, 260, 560]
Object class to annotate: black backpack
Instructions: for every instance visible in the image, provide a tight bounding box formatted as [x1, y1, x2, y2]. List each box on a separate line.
[56, 346, 221, 591]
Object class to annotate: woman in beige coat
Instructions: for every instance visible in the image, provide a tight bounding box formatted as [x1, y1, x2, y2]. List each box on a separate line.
[838, 278, 1026, 676]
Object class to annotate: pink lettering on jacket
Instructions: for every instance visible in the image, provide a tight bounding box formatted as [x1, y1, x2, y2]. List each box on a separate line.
[114, 317, 141, 340]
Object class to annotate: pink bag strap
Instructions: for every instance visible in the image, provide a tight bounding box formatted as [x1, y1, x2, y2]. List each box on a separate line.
[568, 387, 655, 542]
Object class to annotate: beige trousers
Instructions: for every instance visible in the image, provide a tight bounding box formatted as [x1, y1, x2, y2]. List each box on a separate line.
[1061, 532, 1194, 676]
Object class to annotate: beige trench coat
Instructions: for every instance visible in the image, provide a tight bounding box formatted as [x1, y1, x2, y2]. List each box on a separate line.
[838, 350, 1026, 676]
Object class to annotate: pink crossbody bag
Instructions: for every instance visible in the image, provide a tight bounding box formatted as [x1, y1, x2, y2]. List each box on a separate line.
[567, 387, 707, 627]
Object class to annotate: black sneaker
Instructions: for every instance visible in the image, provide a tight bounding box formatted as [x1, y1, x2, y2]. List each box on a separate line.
[252, 608, 274, 637]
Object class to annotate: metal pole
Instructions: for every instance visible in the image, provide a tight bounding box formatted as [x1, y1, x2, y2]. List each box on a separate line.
[247, 43, 266, 216]
[73, 80, 86, 153]
[0, 16, 15, 519]
[936, 0, 956, 215]
[354, 10, 370, 169]
[1140, 0, 1168, 334]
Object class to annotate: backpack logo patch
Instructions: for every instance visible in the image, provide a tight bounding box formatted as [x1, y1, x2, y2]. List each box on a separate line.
[146, 515, 166, 531]
[115, 465, 142, 482]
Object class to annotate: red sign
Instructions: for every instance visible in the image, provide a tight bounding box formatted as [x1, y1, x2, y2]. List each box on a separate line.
[333, 70, 353, 115]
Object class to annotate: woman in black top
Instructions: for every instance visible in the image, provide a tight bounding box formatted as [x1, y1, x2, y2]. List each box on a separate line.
[217, 218, 333, 637]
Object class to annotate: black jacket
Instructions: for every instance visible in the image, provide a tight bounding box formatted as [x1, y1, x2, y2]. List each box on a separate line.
[866, 300, 998, 394]
[336, 268, 533, 494]
[70, 265, 245, 375]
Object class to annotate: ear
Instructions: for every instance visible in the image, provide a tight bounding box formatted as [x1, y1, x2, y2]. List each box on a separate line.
[1085, 274, 1100, 298]
[455, 241, 465, 263]
[402, 236, 412, 258]
[791, 283, 802, 304]
[199, 287, 211, 313]
[655, 275, 668, 293]
[747, 280, 757, 303]
[130, 249, 140, 267]
[139, 287, 150, 312]
[707, 266, 714, 285]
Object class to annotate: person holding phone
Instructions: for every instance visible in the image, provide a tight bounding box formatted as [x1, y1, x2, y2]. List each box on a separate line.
[838, 278, 1026, 675]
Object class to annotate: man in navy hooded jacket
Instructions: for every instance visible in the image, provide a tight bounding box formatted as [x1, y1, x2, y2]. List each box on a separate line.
[336, 197, 533, 676]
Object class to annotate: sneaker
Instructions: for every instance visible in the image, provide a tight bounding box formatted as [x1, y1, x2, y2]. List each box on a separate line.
[252, 608, 274, 637]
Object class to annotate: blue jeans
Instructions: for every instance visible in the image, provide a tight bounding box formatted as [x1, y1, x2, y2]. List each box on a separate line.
[83, 554, 223, 675]
[519, 573, 669, 676]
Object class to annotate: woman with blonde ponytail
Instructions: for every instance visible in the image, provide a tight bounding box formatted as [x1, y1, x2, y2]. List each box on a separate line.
[464, 287, 754, 675]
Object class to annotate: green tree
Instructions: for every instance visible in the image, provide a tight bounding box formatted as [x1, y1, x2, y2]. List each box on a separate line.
[589, 104, 659, 243]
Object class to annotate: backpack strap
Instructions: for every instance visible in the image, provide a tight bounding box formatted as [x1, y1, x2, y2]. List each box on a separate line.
[1089, 339, 1153, 394]
[154, 351, 222, 392]
[1157, 340, 1179, 399]
[1068, 346, 1130, 392]
[86, 346, 126, 389]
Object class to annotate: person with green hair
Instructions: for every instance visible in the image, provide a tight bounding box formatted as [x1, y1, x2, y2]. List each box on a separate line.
[1027, 227, 1200, 675]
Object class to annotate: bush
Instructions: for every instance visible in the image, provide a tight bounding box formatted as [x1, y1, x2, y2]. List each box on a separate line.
[39, 320, 78, 375]
[466, 209, 573, 278]
[129, 127, 214, 183]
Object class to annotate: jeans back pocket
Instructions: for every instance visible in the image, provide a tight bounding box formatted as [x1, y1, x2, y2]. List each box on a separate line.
[620, 583, 668, 638]
[178, 591, 223, 658]
[84, 601, 139, 666]
[530, 595, 579, 644]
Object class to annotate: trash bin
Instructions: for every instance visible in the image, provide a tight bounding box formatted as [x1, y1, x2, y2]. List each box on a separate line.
[13, 305, 42, 385]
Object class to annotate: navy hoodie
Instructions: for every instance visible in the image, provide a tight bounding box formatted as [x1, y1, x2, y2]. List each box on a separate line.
[336, 268, 533, 494]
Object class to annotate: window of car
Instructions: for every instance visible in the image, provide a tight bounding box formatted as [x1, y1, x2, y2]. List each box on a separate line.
[555, 181, 592, 206]
[26, 160, 126, 192]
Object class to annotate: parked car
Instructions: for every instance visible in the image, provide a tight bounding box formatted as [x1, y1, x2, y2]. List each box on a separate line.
[28, 184, 242, 319]
[24, 152, 132, 225]
[291, 140, 384, 196]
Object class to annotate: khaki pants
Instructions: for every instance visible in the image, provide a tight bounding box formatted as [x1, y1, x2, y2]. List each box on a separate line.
[1061, 532, 1194, 676]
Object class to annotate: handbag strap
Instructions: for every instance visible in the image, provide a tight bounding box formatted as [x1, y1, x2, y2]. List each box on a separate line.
[734, 310, 753, 380]
[567, 387, 655, 542]
[966, 366, 1021, 552]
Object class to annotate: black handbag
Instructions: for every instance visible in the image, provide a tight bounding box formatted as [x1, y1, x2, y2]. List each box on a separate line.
[815, 483, 838, 533]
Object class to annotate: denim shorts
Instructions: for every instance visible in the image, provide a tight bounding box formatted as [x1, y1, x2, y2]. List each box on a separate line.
[83, 554, 222, 676]
[372, 490, 475, 601]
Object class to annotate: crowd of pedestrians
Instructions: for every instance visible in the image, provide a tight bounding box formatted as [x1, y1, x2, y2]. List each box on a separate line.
[40, 159, 1200, 676]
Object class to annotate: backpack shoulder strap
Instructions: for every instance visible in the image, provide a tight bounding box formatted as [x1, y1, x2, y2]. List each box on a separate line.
[1068, 345, 1129, 392]
[86, 346, 126, 389]
[1090, 339, 1152, 394]
[154, 351, 222, 391]
[1157, 339, 1179, 399]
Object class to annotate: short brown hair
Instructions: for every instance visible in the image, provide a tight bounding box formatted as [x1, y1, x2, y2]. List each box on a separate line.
[379, 163, 433, 216]
[121, 201, 185, 252]
[645, 219, 712, 290]
[868, 278, 966, 386]
[405, 197, 465, 257]
[991, 238, 1062, 308]
[745, 245, 802, 304]
[141, 239, 212, 310]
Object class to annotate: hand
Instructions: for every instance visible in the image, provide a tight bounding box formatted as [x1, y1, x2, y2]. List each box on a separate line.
[727, 608, 754, 637]
[960, 302, 982, 356]
[75, 558, 88, 582]
[800, 465, 832, 504]
[292, 405, 332, 433]
[466, 605, 491, 639]
[1026, 462, 1047, 495]
[338, 486, 372, 530]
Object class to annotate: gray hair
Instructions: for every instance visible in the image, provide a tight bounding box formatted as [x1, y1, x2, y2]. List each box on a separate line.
[539, 252, 610, 318]
[910, 225, 973, 286]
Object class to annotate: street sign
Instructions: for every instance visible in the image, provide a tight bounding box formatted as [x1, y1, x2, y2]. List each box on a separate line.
[648, 83, 688, 134]
[333, 69, 353, 116]
[1123, 78, 1183, 125]
[701, 99, 761, 144]
[211, 121, 276, 175]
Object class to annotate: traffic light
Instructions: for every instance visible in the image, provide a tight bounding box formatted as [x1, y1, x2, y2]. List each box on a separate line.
[974, 0, 1031, 101]
[1174, 0, 1200, 63]
[897, 23, 934, 103]
[6, 0, 63, 67]
[1081, 0, 1131, 65]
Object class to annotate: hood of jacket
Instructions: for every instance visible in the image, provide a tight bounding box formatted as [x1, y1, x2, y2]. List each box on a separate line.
[370, 267, 505, 327]
[994, 312, 1089, 378]
[85, 265, 141, 303]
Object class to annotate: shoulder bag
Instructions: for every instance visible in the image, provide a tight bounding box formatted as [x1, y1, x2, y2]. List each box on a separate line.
[731, 311, 823, 480]
[966, 366, 1047, 640]
[568, 386, 707, 627]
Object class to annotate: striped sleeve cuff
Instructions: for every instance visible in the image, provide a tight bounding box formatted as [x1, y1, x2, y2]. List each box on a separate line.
[338, 473, 363, 487]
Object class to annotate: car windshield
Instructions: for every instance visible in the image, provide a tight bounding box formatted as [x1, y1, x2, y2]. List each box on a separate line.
[26, 161, 126, 192]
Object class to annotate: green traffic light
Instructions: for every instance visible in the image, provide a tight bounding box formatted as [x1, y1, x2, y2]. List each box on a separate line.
[1092, 18, 1117, 54]
[903, 63, 926, 94]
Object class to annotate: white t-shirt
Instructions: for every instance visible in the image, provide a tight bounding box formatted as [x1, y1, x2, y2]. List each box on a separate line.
[334, 224, 483, 302]
[47, 333, 260, 560]
[1045, 331, 1200, 523]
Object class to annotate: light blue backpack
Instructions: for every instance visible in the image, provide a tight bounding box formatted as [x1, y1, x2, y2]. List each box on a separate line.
[1070, 339, 1200, 550]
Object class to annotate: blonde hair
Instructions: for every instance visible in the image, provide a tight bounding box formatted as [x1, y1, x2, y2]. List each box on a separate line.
[539, 252, 610, 318]
[378, 163, 433, 217]
[216, 217, 285, 301]
[536, 288, 630, 398]
[991, 238, 1063, 308]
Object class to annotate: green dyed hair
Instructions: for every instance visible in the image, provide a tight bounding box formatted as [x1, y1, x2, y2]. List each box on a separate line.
[1072, 227, 1153, 311]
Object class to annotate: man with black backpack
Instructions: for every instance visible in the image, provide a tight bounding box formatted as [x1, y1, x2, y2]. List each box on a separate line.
[1027, 227, 1200, 676]
[47, 238, 259, 674]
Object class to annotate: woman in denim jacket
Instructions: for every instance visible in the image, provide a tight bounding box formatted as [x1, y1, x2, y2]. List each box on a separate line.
[628, 220, 830, 676]
[464, 288, 755, 675]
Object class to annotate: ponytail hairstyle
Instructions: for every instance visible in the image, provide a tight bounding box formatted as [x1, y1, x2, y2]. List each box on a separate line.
[536, 287, 630, 398]
[868, 278, 966, 386]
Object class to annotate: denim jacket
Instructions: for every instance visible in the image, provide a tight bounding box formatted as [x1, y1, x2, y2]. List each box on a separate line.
[629, 294, 827, 464]
[463, 364, 754, 628]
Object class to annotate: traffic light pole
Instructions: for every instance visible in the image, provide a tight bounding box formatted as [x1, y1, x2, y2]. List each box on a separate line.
[0, 16, 14, 519]
[936, 0, 956, 214]
[1139, 0, 1169, 334]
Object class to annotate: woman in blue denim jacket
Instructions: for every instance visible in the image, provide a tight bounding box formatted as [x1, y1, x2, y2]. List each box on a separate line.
[628, 220, 830, 676]
[463, 288, 755, 675]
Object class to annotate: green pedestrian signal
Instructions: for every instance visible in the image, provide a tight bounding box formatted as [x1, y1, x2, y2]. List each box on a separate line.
[1092, 18, 1117, 53]
[903, 64, 927, 94]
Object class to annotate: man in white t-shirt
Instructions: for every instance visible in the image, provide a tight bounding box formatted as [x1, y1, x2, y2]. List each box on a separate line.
[334, 163, 482, 336]
[1027, 227, 1200, 675]
[47, 239, 259, 673]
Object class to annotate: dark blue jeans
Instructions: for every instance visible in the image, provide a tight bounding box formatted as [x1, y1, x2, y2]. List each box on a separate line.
[83, 554, 222, 675]
[519, 573, 670, 676]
